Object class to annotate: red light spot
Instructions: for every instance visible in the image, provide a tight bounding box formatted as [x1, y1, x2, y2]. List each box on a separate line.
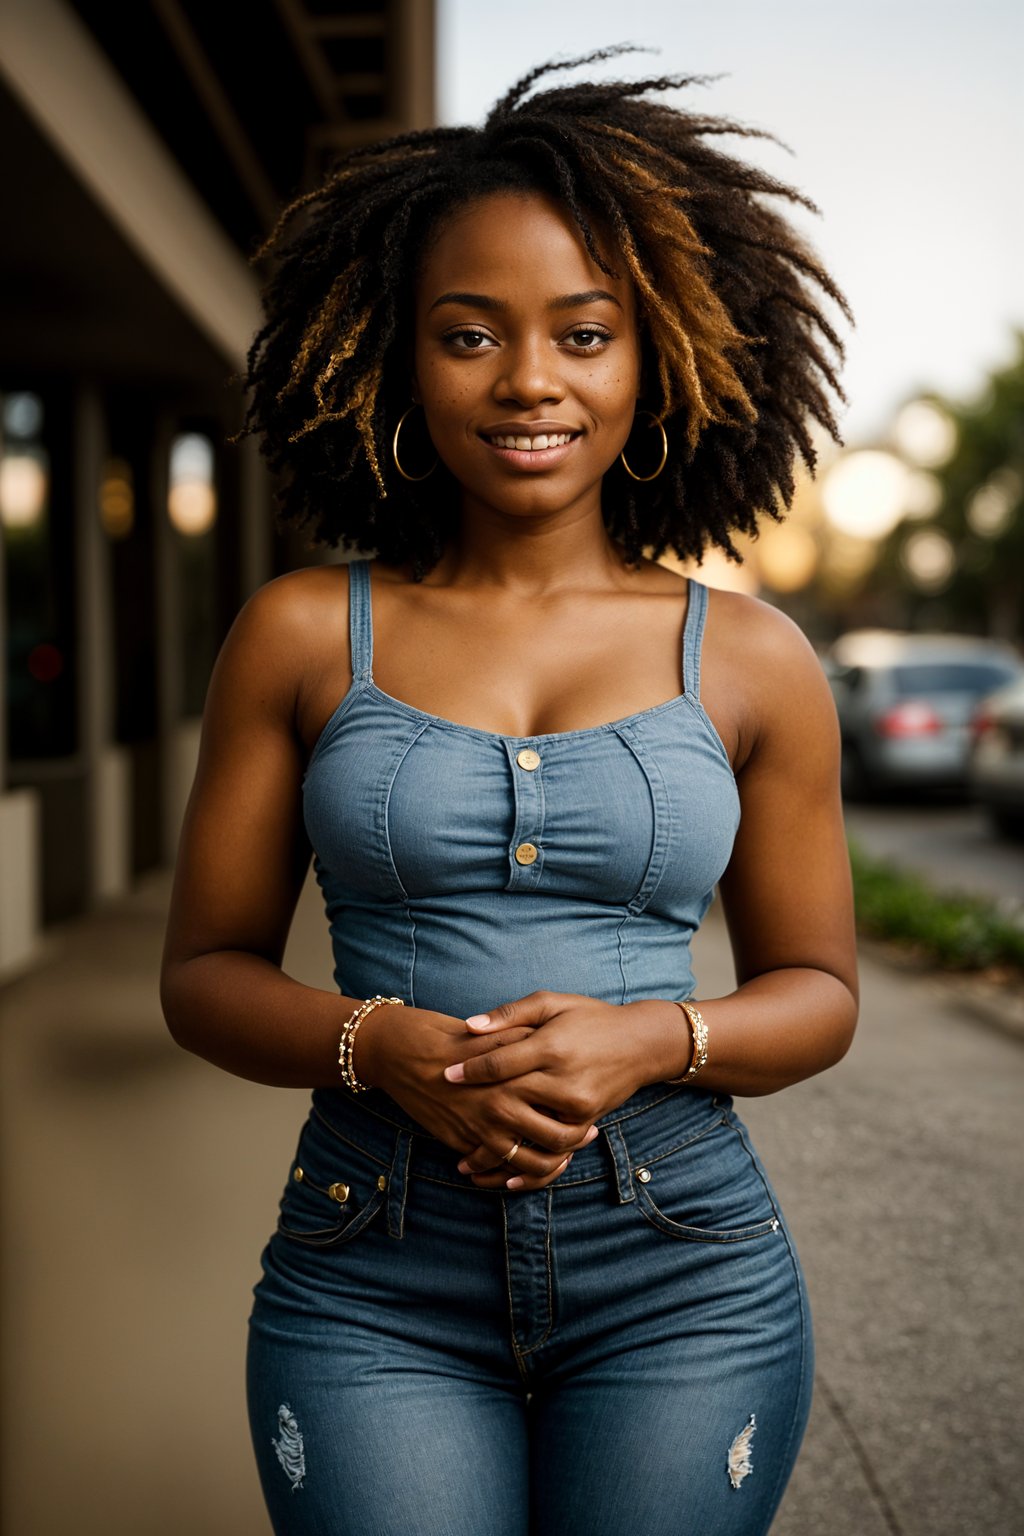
[876, 701, 943, 738]
[27, 643, 63, 683]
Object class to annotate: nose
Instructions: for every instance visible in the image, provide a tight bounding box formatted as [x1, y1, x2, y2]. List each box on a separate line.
[493, 336, 565, 408]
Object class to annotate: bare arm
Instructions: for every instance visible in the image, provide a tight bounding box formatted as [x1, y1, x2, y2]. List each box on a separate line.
[160, 572, 355, 1086]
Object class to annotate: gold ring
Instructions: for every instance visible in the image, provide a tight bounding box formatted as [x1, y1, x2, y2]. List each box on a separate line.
[501, 1140, 521, 1165]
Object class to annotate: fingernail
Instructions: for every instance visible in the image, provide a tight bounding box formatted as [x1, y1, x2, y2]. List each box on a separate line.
[444, 1063, 465, 1082]
[585, 1126, 600, 1143]
[465, 1014, 492, 1028]
[506, 1176, 525, 1190]
[457, 1159, 471, 1173]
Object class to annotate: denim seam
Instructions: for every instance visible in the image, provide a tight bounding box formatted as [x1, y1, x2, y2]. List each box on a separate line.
[378, 720, 432, 902]
[614, 910, 631, 1005]
[612, 723, 672, 915]
[513, 1189, 555, 1360]
[634, 1197, 781, 1244]
[500, 1200, 530, 1383]
[681, 693, 739, 782]
[760, 1213, 813, 1518]
[501, 1194, 556, 1368]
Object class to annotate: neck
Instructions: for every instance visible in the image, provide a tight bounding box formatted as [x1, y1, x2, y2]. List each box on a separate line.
[429, 494, 638, 596]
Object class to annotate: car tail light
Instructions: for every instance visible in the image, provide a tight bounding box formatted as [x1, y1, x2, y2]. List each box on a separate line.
[876, 701, 944, 737]
[970, 704, 996, 739]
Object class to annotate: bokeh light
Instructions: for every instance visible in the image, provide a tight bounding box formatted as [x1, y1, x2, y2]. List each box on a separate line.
[900, 529, 955, 591]
[966, 467, 1021, 538]
[903, 470, 943, 520]
[2, 391, 44, 441]
[168, 432, 217, 536]
[99, 457, 135, 539]
[754, 523, 818, 592]
[0, 452, 48, 529]
[821, 450, 912, 539]
[892, 399, 958, 468]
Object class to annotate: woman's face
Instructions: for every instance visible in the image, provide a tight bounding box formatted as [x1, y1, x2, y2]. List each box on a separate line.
[412, 190, 641, 525]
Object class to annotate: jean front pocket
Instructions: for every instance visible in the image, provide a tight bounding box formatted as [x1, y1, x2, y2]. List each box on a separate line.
[624, 1113, 781, 1244]
[275, 1117, 388, 1248]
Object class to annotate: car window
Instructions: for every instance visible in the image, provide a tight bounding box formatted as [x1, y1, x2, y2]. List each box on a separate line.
[891, 662, 1017, 695]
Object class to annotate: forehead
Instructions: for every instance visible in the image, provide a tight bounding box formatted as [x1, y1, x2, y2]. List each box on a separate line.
[416, 191, 632, 310]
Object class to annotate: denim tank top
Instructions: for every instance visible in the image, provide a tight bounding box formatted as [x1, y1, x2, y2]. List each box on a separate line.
[302, 559, 740, 1020]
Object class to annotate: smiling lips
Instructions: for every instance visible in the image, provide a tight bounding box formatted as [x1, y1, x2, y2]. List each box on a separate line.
[487, 431, 576, 451]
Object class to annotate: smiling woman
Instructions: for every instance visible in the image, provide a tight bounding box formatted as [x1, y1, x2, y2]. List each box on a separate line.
[162, 48, 857, 1536]
[238, 49, 847, 576]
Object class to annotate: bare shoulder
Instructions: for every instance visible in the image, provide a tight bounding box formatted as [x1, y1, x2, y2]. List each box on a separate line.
[234, 562, 349, 656]
[702, 585, 836, 766]
[705, 585, 824, 673]
[211, 563, 352, 720]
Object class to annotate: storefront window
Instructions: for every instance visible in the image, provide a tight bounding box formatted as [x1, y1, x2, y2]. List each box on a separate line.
[1, 389, 77, 758]
[170, 429, 219, 716]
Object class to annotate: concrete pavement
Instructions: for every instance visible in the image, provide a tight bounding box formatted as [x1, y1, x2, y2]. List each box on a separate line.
[1, 873, 1021, 1535]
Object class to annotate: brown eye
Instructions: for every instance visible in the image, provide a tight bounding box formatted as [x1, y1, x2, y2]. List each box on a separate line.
[445, 329, 493, 350]
[567, 328, 611, 350]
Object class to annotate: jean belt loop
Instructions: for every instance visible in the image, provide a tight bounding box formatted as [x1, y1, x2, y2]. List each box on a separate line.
[385, 1129, 413, 1239]
[602, 1123, 636, 1204]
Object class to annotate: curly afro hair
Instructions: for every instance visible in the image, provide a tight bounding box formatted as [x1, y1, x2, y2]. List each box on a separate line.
[239, 47, 850, 578]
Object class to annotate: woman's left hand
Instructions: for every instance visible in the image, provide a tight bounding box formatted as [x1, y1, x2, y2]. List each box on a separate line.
[445, 991, 671, 1187]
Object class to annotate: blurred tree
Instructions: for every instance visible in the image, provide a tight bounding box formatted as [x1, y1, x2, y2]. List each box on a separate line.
[874, 335, 1024, 640]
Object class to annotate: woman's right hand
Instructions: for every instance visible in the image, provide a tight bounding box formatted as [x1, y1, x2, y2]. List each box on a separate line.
[357, 1004, 596, 1189]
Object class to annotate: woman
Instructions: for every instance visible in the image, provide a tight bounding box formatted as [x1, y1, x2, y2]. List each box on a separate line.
[161, 52, 857, 1536]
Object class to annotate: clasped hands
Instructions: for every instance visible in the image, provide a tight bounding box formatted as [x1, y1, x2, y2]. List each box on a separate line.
[359, 990, 663, 1192]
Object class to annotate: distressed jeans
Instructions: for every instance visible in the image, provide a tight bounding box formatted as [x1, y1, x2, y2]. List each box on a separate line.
[247, 1081, 813, 1535]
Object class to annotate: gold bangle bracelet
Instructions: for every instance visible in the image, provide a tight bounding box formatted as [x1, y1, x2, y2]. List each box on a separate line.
[338, 994, 404, 1093]
[665, 1000, 708, 1085]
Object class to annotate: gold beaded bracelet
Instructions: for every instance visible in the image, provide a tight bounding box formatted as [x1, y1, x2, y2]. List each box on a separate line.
[338, 994, 404, 1093]
[665, 1000, 709, 1085]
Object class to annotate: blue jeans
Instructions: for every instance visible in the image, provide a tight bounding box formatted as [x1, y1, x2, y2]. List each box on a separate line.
[247, 1083, 813, 1535]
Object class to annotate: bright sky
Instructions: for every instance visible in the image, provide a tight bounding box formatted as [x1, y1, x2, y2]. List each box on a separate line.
[437, 0, 1023, 446]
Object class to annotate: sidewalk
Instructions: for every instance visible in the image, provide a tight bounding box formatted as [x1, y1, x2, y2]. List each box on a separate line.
[1, 874, 1021, 1535]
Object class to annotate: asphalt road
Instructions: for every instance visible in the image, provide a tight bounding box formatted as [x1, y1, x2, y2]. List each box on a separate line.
[1, 875, 1021, 1534]
[843, 800, 1024, 909]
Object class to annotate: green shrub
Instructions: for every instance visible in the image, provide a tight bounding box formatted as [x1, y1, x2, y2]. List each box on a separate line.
[848, 841, 1024, 974]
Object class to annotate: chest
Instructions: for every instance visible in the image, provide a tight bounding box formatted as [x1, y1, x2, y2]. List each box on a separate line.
[302, 690, 740, 912]
[369, 588, 692, 740]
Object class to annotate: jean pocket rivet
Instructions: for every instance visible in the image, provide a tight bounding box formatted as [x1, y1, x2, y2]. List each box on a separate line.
[328, 1182, 350, 1204]
[636, 1167, 652, 1184]
[377, 1175, 387, 1192]
[293, 1167, 304, 1182]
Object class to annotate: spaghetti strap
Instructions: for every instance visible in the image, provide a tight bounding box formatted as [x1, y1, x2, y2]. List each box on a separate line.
[682, 579, 709, 699]
[347, 559, 374, 682]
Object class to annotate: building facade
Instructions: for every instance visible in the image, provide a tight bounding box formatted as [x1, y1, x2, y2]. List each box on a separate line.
[0, 0, 437, 976]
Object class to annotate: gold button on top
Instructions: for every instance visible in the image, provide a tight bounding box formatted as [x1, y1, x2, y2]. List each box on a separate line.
[516, 748, 541, 771]
[293, 1167, 304, 1182]
[376, 1175, 387, 1192]
[514, 842, 539, 866]
[328, 1182, 350, 1204]
[636, 1167, 652, 1184]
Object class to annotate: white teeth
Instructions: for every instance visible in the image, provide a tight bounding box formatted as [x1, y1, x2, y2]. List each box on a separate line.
[490, 433, 572, 450]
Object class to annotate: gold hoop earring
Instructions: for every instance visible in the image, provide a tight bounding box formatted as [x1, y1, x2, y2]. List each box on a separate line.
[619, 411, 668, 482]
[392, 405, 437, 482]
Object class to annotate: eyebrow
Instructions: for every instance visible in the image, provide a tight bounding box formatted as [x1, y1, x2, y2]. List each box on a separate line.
[428, 288, 622, 313]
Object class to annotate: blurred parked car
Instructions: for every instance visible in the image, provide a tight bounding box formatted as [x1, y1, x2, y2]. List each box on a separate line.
[969, 677, 1024, 838]
[826, 631, 1022, 798]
